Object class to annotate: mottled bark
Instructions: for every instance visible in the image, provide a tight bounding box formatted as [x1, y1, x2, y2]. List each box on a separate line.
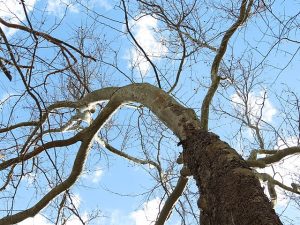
[182, 130, 283, 225]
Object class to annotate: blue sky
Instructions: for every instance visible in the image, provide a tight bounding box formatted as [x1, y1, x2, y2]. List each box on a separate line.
[0, 0, 300, 224]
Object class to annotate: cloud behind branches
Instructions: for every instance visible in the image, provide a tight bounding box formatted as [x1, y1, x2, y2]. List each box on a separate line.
[126, 15, 167, 76]
[231, 90, 277, 124]
[0, 0, 37, 36]
[130, 198, 163, 225]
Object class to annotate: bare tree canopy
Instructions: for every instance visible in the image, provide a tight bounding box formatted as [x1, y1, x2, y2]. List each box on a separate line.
[0, 0, 299, 224]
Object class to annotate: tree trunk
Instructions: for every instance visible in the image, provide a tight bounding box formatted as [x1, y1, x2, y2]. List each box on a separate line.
[182, 129, 283, 225]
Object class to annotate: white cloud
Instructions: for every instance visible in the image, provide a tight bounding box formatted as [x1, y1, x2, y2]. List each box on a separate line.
[65, 212, 89, 225]
[126, 15, 168, 76]
[18, 193, 87, 225]
[104, 209, 132, 225]
[17, 214, 52, 225]
[130, 198, 163, 225]
[69, 193, 81, 209]
[17, 212, 89, 225]
[231, 90, 277, 124]
[257, 137, 300, 206]
[24, 172, 36, 185]
[91, 169, 103, 183]
[96, 0, 112, 10]
[82, 167, 103, 184]
[0, 92, 11, 105]
[77, 0, 112, 12]
[0, 0, 37, 36]
[276, 137, 298, 150]
[46, 0, 79, 16]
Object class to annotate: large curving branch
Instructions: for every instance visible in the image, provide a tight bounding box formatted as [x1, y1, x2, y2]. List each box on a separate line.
[0, 95, 121, 224]
[84, 83, 200, 225]
[1, 83, 199, 224]
[0, 139, 92, 225]
[85, 83, 200, 225]
[0, 135, 81, 171]
[79, 83, 200, 140]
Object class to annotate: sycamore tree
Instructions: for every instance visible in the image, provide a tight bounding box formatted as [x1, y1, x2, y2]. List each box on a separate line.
[0, 0, 300, 224]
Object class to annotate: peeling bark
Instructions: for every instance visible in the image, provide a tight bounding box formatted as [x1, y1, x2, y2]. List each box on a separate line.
[182, 130, 283, 225]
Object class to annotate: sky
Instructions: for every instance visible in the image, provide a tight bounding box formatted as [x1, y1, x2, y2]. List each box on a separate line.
[0, 0, 300, 225]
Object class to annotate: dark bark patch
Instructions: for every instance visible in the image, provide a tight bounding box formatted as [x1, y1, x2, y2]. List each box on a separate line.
[182, 130, 283, 225]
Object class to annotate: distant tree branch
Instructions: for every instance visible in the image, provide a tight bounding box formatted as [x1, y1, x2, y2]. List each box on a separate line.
[0, 135, 80, 171]
[200, 0, 254, 130]
[167, 31, 186, 93]
[155, 175, 188, 225]
[0, 121, 39, 133]
[96, 137, 162, 172]
[121, 0, 162, 88]
[0, 18, 95, 61]
[247, 147, 300, 168]
[255, 171, 300, 196]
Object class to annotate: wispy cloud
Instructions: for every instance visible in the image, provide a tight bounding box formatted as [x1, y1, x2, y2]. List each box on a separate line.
[231, 90, 277, 124]
[46, 0, 79, 16]
[75, 0, 112, 12]
[130, 198, 163, 225]
[104, 209, 133, 225]
[69, 193, 81, 209]
[126, 15, 167, 76]
[82, 167, 103, 184]
[95, 0, 112, 10]
[65, 213, 89, 225]
[0, 0, 37, 36]
[17, 193, 88, 225]
[101, 198, 178, 225]
[91, 169, 103, 183]
[17, 214, 52, 225]
[17, 212, 89, 225]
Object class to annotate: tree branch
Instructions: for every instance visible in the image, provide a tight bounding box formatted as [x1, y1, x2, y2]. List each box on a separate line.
[121, 0, 162, 88]
[0, 95, 122, 224]
[247, 147, 300, 168]
[255, 172, 300, 195]
[200, 0, 254, 130]
[0, 18, 95, 61]
[0, 83, 200, 224]
[155, 175, 188, 225]
[95, 137, 162, 172]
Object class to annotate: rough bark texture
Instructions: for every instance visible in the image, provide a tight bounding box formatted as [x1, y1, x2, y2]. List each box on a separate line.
[182, 129, 283, 225]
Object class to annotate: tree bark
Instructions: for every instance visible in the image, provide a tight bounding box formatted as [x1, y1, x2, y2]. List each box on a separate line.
[182, 129, 283, 225]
